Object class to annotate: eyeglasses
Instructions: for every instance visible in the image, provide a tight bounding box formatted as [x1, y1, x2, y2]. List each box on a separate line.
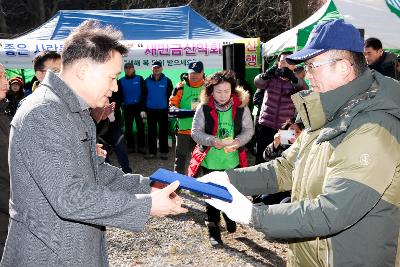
[304, 58, 343, 72]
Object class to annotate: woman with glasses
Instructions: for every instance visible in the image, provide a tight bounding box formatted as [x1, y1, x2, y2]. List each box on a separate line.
[189, 70, 254, 246]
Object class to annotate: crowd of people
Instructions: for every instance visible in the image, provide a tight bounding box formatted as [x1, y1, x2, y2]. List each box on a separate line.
[0, 17, 399, 267]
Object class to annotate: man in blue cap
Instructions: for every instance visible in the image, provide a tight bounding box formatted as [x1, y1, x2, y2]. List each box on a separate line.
[117, 62, 146, 154]
[200, 19, 400, 266]
[143, 61, 173, 160]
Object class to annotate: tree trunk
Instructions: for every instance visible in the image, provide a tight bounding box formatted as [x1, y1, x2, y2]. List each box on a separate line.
[0, 1, 8, 35]
[288, 0, 309, 28]
[33, 0, 46, 24]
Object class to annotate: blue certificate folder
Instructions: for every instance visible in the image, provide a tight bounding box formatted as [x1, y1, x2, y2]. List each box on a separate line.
[149, 168, 233, 203]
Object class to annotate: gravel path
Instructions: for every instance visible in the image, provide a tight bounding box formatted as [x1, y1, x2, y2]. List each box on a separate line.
[107, 147, 287, 267]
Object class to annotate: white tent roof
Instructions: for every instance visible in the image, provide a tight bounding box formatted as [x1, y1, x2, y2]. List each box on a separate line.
[264, 0, 400, 57]
[336, 0, 400, 49]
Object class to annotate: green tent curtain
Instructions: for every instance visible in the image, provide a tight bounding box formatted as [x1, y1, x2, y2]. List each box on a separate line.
[296, 1, 344, 50]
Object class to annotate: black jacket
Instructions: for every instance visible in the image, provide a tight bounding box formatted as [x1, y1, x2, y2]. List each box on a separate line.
[368, 51, 399, 81]
[0, 98, 12, 246]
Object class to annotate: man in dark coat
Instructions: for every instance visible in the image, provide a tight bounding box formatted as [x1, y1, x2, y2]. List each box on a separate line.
[364, 37, 399, 80]
[0, 63, 12, 260]
[1, 21, 187, 266]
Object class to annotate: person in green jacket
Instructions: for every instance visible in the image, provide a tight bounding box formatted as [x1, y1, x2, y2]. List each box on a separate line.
[201, 19, 400, 267]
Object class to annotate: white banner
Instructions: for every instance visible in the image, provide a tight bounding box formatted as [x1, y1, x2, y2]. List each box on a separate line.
[0, 39, 239, 69]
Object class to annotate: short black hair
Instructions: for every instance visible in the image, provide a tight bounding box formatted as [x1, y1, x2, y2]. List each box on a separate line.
[33, 50, 61, 72]
[280, 118, 304, 131]
[365, 37, 383, 50]
[279, 51, 293, 57]
[278, 51, 293, 60]
[62, 20, 128, 67]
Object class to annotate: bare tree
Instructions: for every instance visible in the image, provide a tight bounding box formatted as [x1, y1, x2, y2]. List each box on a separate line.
[0, 0, 325, 41]
[288, 0, 308, 28]
[0, 0, 8, 37]
[113, 0, 291, 41]
[289, 0, 326, 28]
[191, 0, 290, 41]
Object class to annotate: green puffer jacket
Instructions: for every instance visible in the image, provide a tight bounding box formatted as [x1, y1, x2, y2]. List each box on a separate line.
[227, 69, 400, 267]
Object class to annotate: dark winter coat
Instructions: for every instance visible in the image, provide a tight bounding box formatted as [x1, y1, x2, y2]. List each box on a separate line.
[255, 72, 306, 130]
[1, 71, 152, 266]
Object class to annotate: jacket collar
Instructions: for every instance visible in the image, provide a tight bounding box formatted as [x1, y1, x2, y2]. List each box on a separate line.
[40, 71, 86, 113]
[292, 69, 374, 131]
[148, 73, 165, 81]
[124, 73, 137, 79]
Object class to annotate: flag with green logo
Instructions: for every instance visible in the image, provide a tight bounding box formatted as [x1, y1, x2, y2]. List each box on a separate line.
[386, 0, 400, 17]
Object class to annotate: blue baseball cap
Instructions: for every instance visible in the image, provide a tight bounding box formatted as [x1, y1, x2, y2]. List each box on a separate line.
[152, 61, 162, 68]
[286, 19, 364, 64]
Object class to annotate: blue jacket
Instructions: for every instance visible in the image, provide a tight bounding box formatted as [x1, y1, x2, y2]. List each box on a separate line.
[118, 74, 144, 106]
[144, 73, 173, 110]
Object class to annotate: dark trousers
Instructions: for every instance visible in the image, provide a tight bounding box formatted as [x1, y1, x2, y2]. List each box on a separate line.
[255, 123, 277, 164]
[174, 133, 196, 175]
[100, 120, 132, 173]
[0, 187, 9, 260]
[123, 104, 145, 150]
[146, 109, 169, 155]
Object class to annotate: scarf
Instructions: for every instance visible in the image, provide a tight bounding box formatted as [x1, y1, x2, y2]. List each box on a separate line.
[214, 97, 233, 112]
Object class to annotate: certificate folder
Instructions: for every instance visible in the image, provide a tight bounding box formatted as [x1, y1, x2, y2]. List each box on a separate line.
[149, 168, 233, 203]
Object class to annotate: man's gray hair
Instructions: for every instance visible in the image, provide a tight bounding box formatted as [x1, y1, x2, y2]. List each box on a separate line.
[326, 50, 367, 77]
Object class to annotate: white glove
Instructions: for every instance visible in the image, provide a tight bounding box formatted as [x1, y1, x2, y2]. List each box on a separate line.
[197, 171, 230, 187]
[169, 106, 179, 112]
[140, 111, 147, 118]
[205, 183, 252, 224]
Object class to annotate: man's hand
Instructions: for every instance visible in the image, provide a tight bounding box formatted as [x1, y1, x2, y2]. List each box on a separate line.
[150, 181, 188, 217]
[91, 102, 116, 123]
[205, 184, 252, 224]
[273, 132, 281, 148]
[140, 111, 147, 119]
[96, 144, 107, 158]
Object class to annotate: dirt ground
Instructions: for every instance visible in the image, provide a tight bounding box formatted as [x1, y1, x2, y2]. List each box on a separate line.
[107, 144, 287, 267]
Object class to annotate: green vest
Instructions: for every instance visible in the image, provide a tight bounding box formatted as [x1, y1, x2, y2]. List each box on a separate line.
[202, 108, 239, 170]
[178, 83, 202, 130]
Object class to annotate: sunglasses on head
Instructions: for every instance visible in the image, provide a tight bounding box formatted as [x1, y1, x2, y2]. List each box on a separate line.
[210, 74, 227, 84]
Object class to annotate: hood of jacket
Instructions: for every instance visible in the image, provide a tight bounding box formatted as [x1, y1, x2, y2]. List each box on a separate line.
[292, 69, 400, 141]
[199, 86, 250, 108]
